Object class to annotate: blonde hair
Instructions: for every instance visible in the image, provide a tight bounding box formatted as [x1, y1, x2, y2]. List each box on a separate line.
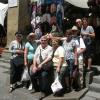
[27, 32, 36, 41]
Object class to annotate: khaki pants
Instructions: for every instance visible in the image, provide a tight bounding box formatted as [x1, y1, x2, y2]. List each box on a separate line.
[78, 59, 84, 87]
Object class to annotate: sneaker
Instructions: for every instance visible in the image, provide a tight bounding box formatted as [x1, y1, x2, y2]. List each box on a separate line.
[28, 84, 33, 91]
[9, 85, 15, 93]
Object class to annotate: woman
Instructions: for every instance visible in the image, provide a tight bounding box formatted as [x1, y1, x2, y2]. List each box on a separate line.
[62, 29, 77, 92]
[81, 18, 95, 71]
[24, 32, 37, 90]
[52, 39, 67, 96]
[9, 31, 24, 92]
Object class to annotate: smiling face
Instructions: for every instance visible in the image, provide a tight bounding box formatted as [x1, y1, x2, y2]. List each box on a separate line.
[65, 29, 72, 41]
[40, 36, 48, 48]
[82, 18, 88, 29]
[52, 39, 59, 50]
[16, 34, 23, 42]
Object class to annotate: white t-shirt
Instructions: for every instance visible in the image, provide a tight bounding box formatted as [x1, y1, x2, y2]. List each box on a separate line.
[75, 37, 86, 60]
[34, 45, 53, 64]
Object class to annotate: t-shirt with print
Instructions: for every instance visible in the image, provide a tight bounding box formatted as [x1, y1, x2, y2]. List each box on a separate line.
[63, 39, 76, 60]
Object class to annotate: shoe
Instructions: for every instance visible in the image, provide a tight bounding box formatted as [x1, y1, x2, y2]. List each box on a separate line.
[9, 87, 14, 93]
[39, 92, 46, 99]
[53, 91, 64, 97]
[28, 84, 33, 91]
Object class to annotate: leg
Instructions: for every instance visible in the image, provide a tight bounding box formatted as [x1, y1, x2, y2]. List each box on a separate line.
[9, 59, 17, 92]
[87, 58, 92, 70]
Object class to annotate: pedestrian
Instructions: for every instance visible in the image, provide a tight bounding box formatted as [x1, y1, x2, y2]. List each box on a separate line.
[23, 32, 38, 91]
[52, 39, 67, 96]
[62, 29, 78, 92]
[31, 36, 53, 98]
[81, 18, 95, 71]
[9, 31, 24, 93]
[72, 26, 86, 89]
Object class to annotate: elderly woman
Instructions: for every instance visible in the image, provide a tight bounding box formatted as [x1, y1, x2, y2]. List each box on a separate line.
[9, 31, 24, 92]
[62, 29, 78, 92]
[52, 39, 67, 96]
[81, 18, 95, 71]
[23, 32, 38, 90]
[32, 36, 53, 97]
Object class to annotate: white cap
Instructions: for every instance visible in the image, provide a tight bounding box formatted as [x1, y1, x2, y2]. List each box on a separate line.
[76, 19, 81, 23]
[71, 26, 78, 30]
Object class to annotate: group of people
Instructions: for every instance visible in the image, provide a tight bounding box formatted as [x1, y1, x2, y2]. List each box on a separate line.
[9, 17, 95, 98]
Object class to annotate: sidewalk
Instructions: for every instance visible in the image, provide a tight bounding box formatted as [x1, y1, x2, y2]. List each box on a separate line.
[0, 61, 88, 100]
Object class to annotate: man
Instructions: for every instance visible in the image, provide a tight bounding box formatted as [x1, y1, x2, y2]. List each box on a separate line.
[31, 36, 53, 98]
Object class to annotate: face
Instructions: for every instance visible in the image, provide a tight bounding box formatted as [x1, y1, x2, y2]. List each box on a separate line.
[76, 21, 82, 28]
[65, 32, 72, 41]
[41, 38, 48, 48]
[30, 36, 35, 41]
[16, 35, 22, 42]
[82, 20, 88, 28]
[52, 40, 59, 49]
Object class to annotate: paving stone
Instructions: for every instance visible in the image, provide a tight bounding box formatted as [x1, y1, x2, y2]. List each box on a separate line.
[85, 71, 94, 88]
[43, 88, 88, 100]
[86, 91, 100, 99]
[89, 83, 100, 92]
[80, 96, 96, 100]
[93, 75, 100, 84]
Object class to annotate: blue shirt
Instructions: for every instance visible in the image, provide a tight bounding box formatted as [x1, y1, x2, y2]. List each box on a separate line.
[25, 41, 37, 62]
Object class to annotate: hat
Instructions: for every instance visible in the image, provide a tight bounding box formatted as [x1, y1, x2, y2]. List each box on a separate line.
[76, 19, 82, 23]
[71, 26, 78, 31]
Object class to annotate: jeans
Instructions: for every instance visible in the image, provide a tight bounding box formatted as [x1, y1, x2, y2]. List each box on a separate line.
[10, 59, 23, 84]
[31, 70, 50, 93]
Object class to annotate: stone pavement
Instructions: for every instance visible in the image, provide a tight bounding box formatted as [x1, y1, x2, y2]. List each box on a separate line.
[0, 60, 88, 100]
[81, 66, 100, 100]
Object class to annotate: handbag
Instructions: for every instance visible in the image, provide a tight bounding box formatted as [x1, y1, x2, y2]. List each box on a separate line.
[13, 55, 24, 67]
[39, 49, 53, 71]
[51, 74, 63, 93]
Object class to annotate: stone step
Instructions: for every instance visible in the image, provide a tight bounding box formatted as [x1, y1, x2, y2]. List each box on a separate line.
[93, 75, 100, 84]
[1, 49, 11, 60]
[85, 71, 94, 88]
[89, 83, 100, 93]
[92, 65, 100, 72]
[0, 58, 10, 63]
[86, 91, 100, 99]
[80, 95, 96, 100]
[43, 88, 88, 100]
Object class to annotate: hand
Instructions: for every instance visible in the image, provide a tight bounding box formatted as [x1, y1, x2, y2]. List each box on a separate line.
[17, 50, 24, 54]
[56, 67, 60, 73]
[32, 66, 37, 73]
[38, 64, 43, 70]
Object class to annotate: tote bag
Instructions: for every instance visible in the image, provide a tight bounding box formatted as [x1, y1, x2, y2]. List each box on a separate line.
[51, 74, 63, 93]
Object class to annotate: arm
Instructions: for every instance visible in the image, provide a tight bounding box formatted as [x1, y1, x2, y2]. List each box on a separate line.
[74, 47, 78, 65]
[24, 48, 28, 66]
[56, 57, 64, 73]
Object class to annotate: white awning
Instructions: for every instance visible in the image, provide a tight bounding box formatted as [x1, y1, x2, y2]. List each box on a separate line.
[65, 0, 89, 8]
[0, 3, 8, 26]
